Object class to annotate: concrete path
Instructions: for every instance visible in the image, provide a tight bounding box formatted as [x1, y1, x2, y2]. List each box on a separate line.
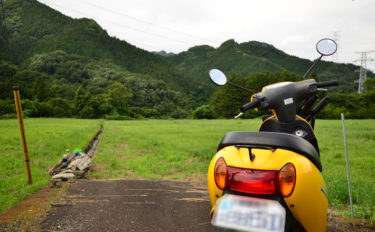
[37, 179, 370, 232]
[39, 179, 214, 232]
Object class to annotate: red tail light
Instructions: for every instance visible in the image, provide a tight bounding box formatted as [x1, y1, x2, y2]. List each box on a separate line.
[214, 159, 296, 197]
[227, 167, 277, 194]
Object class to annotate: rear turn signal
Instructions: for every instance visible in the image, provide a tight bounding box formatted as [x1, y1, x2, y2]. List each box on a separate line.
[278, 163, 296, 197]
[214, 157, 227, 190]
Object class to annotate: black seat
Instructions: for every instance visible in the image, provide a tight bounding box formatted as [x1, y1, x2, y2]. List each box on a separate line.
[218, 131, 322, 171]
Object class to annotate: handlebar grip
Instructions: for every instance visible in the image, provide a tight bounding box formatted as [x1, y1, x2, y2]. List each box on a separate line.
[316, 80, 339, 88]
[240, 99, 260, 112]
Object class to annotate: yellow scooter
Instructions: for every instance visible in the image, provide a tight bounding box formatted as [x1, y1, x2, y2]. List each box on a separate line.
[207, 39, 338, 232]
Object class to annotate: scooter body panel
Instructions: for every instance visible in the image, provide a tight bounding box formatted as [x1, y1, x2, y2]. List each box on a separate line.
[208, 145, 327, 231]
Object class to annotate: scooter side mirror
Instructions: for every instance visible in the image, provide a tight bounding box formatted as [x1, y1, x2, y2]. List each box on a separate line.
[209, 69, 227, 86]
[316, 38, 337, 56]
[303, 38, 338, 79]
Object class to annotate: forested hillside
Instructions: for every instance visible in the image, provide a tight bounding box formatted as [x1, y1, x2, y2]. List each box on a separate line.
[0, 0, 374, 119]
[0, 51, 195, 118]
[0, 0, 196, 90]
[161, 39, 363, 93]
[0, 0, 207, 118]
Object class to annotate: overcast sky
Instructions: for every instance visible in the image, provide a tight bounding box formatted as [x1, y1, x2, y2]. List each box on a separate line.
[37, 0, 375, 71]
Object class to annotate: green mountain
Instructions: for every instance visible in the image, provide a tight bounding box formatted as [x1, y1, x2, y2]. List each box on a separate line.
[161, 39, 362, 93]
[1, 0, 186, 86]
[0, 0, 206, 118]
[0, 0, 371, 119]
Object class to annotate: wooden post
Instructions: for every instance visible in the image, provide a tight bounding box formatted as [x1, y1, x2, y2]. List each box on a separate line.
[13, 86, 32, 184]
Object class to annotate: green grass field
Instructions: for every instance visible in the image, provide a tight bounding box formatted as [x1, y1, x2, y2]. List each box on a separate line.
[1, 118, 374, 220]
[93, 119, 375, 220]
[92, 119, 258, 179]
[0, 118, 101, 213]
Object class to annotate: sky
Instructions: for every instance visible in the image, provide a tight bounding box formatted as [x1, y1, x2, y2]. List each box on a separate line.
[37, 0, 375, 72]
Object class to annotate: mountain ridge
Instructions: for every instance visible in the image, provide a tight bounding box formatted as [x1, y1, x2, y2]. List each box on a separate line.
[160, 39, 361, 93]
[0, 0, 371, 120]
[0, 0, 200, 94]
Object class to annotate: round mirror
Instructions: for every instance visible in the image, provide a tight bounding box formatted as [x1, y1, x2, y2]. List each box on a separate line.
[316, 38, 337, 56]
[209, 69, 227, 86]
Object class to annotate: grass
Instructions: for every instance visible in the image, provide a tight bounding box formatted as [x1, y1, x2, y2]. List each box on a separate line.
[1, 118, 373, 220]
[0, 118, 102, 214]
[317, 119, 375, 219]
[93, 119, 375, 220]
[91, 119, 258, 179]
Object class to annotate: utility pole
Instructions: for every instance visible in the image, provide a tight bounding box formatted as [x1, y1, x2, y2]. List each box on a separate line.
[354, 51, 374, 93]
[332, 32, 340, 63]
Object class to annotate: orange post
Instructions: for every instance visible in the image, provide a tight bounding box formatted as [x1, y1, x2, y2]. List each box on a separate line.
[13, 86, 32, 184]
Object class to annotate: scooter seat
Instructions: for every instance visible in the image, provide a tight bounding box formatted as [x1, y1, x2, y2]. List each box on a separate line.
[218, 131, 322, 171]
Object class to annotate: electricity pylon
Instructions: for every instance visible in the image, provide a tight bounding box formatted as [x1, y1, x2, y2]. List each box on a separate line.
[354, 51, 375, 93]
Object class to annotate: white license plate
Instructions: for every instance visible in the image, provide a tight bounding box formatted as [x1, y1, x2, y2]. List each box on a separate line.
[212, 194, 285, 232]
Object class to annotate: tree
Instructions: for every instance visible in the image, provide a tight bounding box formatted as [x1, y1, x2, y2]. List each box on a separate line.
[210, 75, 252, 118]
[0, 99, 15, 115]
[0, 60, 17, 81]
[192, 105, 216, 119]
[32, 77, 50, 101]
[48, 97, 72, 117]
[109, 82, 132, 110]
[364, 77, 375, 92]
[73, 86, 90, 115]
[79, 105, 95, 118]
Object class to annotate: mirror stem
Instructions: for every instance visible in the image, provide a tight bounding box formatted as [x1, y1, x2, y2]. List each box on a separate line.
[227, 82, 254, 93]
[303, 54, 323, 79]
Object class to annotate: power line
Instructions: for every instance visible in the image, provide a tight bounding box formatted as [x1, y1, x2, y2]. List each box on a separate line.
[39, 1, 199, 48]
[353, 51, 375, 93]
[78, 0, 220, 45]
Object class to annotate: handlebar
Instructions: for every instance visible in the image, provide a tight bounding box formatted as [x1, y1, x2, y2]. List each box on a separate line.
[235, 79, 338, 121]
[240, 99, 260, 112]
[315, 80, 339, 88]
[234, 99, 260, 118]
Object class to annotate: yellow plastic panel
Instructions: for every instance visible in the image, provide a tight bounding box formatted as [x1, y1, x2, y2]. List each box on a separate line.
[207, 146, 327, 231]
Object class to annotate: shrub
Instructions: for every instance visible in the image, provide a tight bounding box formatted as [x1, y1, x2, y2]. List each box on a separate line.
[192, 105, 216, 119]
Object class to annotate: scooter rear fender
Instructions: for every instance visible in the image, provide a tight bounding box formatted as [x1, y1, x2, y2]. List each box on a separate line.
[207, 146, 328, 232]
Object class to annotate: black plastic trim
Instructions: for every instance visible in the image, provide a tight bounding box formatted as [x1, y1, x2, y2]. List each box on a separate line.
[218, 131, 322, 171]
[259, 117, 320, 154]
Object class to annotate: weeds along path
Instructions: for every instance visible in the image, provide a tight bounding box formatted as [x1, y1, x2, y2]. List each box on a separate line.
[0, 119, 102, 215]
[0, 122, 104, 231]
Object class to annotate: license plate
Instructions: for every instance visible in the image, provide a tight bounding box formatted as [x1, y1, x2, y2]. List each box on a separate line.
[212, 194, 285, 232]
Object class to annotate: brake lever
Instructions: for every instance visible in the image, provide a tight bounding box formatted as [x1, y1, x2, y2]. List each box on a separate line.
[234, 112, 244, 119]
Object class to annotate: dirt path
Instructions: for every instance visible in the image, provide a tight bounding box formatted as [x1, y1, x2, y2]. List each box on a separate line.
[38, 179, 374, 232]
[0, 178, 371, 231]
[38, 179, 214, 232]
